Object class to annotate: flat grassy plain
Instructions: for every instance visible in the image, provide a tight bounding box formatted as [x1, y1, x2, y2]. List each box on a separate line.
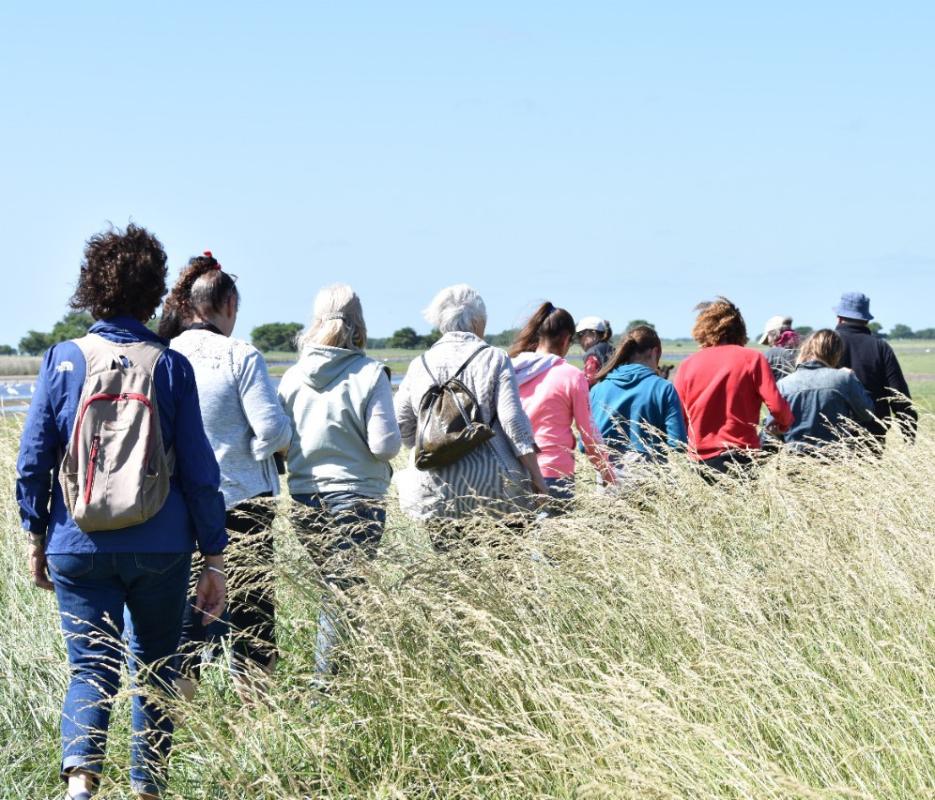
[268, 340, 935, 411]
[2, 408, 935, 798]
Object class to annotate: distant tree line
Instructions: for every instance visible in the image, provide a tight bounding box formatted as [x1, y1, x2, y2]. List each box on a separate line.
[5, 316, 933, 358]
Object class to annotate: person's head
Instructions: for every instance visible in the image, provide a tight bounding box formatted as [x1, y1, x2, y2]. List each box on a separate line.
[833, 291, 873, 326]
[509, 302, 576, 357]
[596, 325, 662, 381]
[691, 297, 748, 348]
[797, 329, 844, 368]
[298, 283, 367, 351]
[423, 284, 487, 337]
[70, 223, 168, 323]
[758, 314, 793, 346]
[159, 251, 239, 339]
[575, 315, 610, 351]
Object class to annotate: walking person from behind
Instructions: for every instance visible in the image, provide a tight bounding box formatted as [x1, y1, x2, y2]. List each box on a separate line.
[673, 298, 794, 475]
[395, 284, 548, 550]
[16, 225, 227, 800]
[576, 316, 615, 385]
[833, 292, 917, 448]
[766, 329, 874, 452]
[589, 325, 687, 485]
[278, 284, 401, 681]
[509, 302, 616, 511]
[758, 314, 799, 381]
[161, 251, 292, 700]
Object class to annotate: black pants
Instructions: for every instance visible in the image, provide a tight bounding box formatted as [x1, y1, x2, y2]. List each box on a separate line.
[178, 494, 277, 679]
[697, 450, 757, 482]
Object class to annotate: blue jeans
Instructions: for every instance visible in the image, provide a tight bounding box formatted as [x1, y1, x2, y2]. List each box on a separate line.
[291, 492, 385, 677]
[48, 551, 191, 795]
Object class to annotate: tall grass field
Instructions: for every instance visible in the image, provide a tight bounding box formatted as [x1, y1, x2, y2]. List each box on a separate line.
[2, 412, 935, 798]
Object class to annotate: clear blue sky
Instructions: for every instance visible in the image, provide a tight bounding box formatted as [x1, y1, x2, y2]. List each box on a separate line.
[2, 2, 934, 345]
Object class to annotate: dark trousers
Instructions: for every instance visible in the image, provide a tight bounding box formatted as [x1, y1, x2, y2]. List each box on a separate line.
[179, 495, 277, 679]
[698, 450, 757, 482]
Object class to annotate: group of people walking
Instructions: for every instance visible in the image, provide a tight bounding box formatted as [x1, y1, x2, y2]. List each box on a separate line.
[15, 224, 918, 799]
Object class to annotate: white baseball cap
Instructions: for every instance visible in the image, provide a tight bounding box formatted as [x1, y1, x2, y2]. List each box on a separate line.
[758, 315, 792, 345]
[575, 315, 607, 334]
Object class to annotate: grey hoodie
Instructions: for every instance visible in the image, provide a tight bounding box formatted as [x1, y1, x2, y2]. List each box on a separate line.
[277, 345, 400, 497]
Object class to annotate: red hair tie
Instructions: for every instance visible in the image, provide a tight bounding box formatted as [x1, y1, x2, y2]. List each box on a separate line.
[203, 250, 222, 270]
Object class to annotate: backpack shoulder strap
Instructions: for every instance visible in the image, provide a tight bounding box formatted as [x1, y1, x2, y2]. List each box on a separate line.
[420, 353, 439, 385]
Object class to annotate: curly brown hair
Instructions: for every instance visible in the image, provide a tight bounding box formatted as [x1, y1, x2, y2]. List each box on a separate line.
[70, 224, 168, 321]
[691, 297, 748, 347]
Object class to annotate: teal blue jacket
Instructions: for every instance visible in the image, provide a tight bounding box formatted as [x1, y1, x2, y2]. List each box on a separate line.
[589, 364, 686, 458]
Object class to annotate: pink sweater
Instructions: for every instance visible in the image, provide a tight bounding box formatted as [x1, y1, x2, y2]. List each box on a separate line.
[513, 355, 606, 479]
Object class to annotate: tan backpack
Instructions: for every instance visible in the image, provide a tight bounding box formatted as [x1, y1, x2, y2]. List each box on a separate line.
[59, 334, 173, 532]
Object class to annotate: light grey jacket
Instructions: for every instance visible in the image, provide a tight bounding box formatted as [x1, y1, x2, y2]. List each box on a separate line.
[171, 329, 292, 509]
[394, 331, 537, 520]
[278, 345, 401, 498]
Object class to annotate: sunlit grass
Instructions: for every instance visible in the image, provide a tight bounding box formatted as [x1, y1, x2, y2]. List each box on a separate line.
[2, 417, 934, 798]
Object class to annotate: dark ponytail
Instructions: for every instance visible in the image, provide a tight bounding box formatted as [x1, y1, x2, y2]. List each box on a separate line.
[158, 251, 239, 339]
[508, 301, 576, 357]
[595, 325, 661, 382]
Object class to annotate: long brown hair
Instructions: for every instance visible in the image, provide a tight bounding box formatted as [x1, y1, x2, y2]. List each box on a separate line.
[691, 297, 748, 348]
[595, 325, 661, 381]
[508, 301, 576, 357]
[158, 251, 239, 339]
[797, 329, 843, 367]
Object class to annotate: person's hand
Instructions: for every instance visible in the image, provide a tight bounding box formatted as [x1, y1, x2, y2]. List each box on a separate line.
[28, 538, 53, 591]
[195, 555, 226, 626]
[765, 421, 785, 438]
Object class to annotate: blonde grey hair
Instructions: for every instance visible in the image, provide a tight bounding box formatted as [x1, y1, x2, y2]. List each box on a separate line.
[423, 284, 487, 335]
[298, 283, 367, 351]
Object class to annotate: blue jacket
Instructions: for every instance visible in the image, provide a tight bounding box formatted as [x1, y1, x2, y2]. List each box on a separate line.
[767, 360, 874, 449]
[16, 317, 227, 555]
[589, 364, 687, 457]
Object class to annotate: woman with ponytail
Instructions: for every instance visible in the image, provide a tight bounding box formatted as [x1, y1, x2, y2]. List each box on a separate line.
[590, 326, 687, 471]
[166, 252, 292, 701]
[509, 302, 616, 508]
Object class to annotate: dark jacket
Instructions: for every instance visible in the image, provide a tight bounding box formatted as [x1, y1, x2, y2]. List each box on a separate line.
[583, 340, 614, 385]
[764, 346, 796, 383]
[835, 321, 917, 442]
[767, 361, 874, 450]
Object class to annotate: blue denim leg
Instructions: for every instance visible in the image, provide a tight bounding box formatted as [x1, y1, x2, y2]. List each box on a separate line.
[49, 553, 124, 782]
[49, 551, 190, 795]
[123, 553, 191, 796]
[291, 493, 385, 677]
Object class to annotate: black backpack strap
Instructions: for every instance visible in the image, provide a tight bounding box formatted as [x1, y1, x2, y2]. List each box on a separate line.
[420, 353, 439, 385]
[421, 344, 489, 385]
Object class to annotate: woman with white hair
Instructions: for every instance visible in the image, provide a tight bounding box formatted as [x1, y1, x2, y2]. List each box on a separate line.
[277, 284, 401, 679]
[395, 284, 548, 549]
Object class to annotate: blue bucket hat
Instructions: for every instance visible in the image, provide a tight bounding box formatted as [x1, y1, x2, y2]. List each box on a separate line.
[833, 291, 874, 322]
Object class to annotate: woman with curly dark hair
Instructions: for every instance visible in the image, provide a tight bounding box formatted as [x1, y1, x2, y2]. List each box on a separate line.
[673, 297, 794, 474]
[15, 224, 227, 799]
